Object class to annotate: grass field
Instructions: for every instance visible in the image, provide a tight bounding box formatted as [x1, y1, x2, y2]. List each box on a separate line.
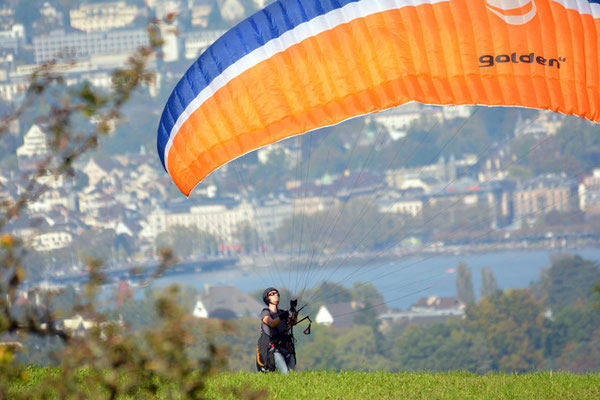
[9, 368, 600, 399]
[204, 371, 600, 399]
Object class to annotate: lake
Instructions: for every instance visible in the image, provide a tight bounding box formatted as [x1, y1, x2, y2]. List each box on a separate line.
[151, 248, 600, 310]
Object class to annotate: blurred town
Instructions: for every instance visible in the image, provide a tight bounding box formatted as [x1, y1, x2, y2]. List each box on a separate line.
[1, 0, 600, 287]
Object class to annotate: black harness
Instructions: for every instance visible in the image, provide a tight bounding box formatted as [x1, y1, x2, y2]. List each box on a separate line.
[256, 300, 312, 373]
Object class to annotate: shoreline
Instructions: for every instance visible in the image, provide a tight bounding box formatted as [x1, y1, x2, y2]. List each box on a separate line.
[25, 240, 600, 291]
[236, 239, 600, 270]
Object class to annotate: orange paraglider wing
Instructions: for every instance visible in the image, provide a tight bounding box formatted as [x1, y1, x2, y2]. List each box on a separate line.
[158, 0, 600, 196]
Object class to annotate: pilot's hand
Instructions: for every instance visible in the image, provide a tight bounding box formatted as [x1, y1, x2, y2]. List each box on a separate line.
[278, 310, 289, 321]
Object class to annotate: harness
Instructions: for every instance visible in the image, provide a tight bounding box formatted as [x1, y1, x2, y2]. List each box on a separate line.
[256, 299, 312, 372]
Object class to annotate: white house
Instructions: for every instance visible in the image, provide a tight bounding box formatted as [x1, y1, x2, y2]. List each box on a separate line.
[192, 299, 209, 318]
[16, 124, 50, 165]
[61, 314, 109, 337]
[316, 300, 389, 329]
[82, 158, 125, 188]
[32, 230, 73, 251]
[78, 187, 117, 215]
[315, 302, 359, 329]
[70, 2, 140, 32]
[192, 285, 263, 319]
[369, 103, 464, 140]
[27, 188, 74, 213]
[315, 304, 335, 325]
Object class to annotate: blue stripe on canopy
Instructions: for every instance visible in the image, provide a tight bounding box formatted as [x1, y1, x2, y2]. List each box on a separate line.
[157, 0, 362, 169]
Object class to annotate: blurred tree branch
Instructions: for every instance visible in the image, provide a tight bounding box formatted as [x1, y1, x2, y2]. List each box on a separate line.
[0, 14, 241, 399]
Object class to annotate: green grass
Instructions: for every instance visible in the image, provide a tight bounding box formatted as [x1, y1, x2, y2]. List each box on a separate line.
[205, 371, 600, 400]
[7, 368, 600, 399]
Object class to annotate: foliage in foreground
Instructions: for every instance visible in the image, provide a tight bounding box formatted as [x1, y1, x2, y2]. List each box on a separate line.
[0, 16, 245, 400]
[6, 369, 600, 400]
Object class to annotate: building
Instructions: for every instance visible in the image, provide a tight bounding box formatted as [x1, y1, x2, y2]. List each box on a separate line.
[315, 302, 358, 329]
[513, 110, 562, 137]
[160, 24, 180, 62]
[425, 177, 482, 207]
[1, 63, 106, 103]
[219, 0, 246, 23]
[287, 183, 338, 215]
[386, 196, 424, 217]
[368, 103, 427, 140]
[70, 1, 140, 32]
[483, 180, 515, 228]
[78, 187, 118, 215]
[1, 54, 161, 104]
[16, 124, 51, 170]
[82, 158, 126, 188]
[0, 7, 14, 31]
[286, 172, 383, 214]
[0, 24, 25, 54]
[513, 175, 578, 221]
[368, 103, 472, 140]
[34, 2, 66, 35]
[183, 30, 226, 60]
[579, 169, 600, 215]
[379, 296, 464, 327]
[316, 301, 388, 329]
[33, 29, 149, 64]
[377, 188, 426, 217]
[477, 152, 511, 182]
[144, 197, 255, 244]
[153, 0, 181, 19]
[3, 215, 49, 245]
[252, 0, 269, 9]
[17, 125, 50, 158]
[27, 187, 76, 213]
[254, 197, 293, 233]
[441, 105, 475, 119]
[187, 0, 214, 27]
[257, 142, 294, 164]
[61, 313, 100, 337]
[32, 228, 73, 251]
[0, 75, 28, 103]
[385, 170, 441, 192]
[192, 285, 263, 319]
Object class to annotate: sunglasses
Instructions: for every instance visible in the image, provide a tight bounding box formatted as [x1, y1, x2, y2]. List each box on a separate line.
[268, 291, 279, 297]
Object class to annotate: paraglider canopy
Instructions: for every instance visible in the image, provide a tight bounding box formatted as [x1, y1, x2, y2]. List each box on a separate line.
[158, 0, 600, 195]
